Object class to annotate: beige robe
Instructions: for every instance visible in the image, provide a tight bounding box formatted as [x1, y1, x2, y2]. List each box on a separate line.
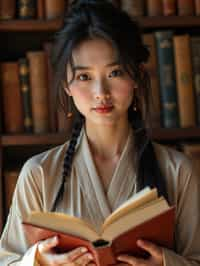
[0, 128, 200, 266]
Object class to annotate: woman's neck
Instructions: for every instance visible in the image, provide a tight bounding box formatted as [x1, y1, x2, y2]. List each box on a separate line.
[85, 121, 131, 160]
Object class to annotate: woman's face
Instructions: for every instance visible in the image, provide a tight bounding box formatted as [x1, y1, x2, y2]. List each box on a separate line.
[65, 38, 136, 127]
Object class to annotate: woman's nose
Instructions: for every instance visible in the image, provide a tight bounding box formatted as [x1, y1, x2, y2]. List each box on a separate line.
[94, 80, 111, 100]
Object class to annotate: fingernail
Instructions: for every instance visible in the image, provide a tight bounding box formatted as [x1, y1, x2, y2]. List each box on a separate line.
[81, 247, 88, 253]
[88, 254, 93, 260]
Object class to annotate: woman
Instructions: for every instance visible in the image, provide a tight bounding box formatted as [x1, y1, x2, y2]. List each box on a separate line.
[0, 0, 200, 265]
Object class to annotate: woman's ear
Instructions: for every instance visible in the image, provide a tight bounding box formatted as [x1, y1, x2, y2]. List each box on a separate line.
[62, 80, 72, 96]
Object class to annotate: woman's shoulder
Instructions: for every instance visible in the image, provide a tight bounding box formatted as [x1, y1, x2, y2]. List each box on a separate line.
[153, 142, 193, 172]
[18, 140, 70, 186]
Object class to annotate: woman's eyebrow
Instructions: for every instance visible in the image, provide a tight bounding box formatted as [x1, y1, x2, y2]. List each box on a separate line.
[72, 61, 120, 71]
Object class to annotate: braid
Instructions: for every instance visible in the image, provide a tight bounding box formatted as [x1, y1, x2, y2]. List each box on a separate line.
[51, 115, 84, 211]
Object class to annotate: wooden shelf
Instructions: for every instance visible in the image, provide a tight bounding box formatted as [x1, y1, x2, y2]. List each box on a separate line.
[0, 18, 63, 32]
[1, 133, 69, 146]
[0, 16, 200, 32]
[1, 128, 200, 146]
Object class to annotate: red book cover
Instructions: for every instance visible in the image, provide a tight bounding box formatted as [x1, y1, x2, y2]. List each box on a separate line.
[177, 0, 195, 15]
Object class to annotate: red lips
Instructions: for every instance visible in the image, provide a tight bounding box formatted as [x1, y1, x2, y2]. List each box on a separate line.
[93, 105, 114, 113]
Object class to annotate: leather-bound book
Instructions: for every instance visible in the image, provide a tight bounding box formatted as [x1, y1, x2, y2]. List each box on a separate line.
[173, 35, 196, 128]
[0, 62, 24, 133]
[17, 0, 37, 19]
[163, 0, 176, 16]
[23, 187, 175, 266]
[43, 42, 57, 132]
[37, 0, 45, 19]
[27, 51, 49, 133]
[177, 0, 195, 15]
[195, 0, 200, 15]
[191, 37, 200, 125]
[18, 58, 33, 133]
[146, 0, 163, 16]
[155, 31, 179, 128]
[0, 0, 15, 20]
[121, 0, 145, 16]
[44, 0, 66, 19]
[142, 34, 161, 128]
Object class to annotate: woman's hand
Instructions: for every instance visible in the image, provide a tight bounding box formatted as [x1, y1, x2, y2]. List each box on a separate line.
[36, 236, 95, 266]
[116, 240, 163, 266]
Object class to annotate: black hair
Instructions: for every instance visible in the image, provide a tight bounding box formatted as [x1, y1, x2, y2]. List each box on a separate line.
[51, 0, 167, 211]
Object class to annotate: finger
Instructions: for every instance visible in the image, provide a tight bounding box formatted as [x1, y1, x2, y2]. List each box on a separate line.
[117, 254, 143, 265]
[75, 252, 94, 266]
[38, 235, 59, 253]
[52, 246, 88, 264]
[137, 239, 162, 257]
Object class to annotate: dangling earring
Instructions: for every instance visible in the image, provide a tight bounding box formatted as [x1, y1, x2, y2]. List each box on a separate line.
[67, 96, 73, 118]
[133, 89, 138, 112]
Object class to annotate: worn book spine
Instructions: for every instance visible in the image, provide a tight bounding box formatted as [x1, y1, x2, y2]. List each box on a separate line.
[155, 31, 179, 128]
[44, 0, 65, 19]
[173, 35, 196, 128]
[0, 0, 16, 20]
[17, 0, 37, 19]
[163, 0, 176, 16]
[121, 0, 145, 16]
[37, 0, 45, 19]
[142, 33, 161, 128]
[177, 0, 195, 15]
[3, 170, 19, 217]
[1, 62, 24, 133]
[195, 0, 200, 15]
[43, 42, 57, 132]
[27, 51, 49, 133]
[191, 37, 200, 125]
[146, 0, 163, 16]
[18, 58, 33, 133]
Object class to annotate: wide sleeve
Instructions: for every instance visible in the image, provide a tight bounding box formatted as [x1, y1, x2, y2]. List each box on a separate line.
[163, 157, 200, 266]
[0, 158, 44, 266]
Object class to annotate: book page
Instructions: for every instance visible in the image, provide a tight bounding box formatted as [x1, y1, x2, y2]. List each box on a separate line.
[101, 197, 169, 241]
[24, 212, 100, 242]
[102, 187, 157, 229]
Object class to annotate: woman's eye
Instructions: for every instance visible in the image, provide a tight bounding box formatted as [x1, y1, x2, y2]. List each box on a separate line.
[77, 74, 90, 81]
[109, 69, 123, 78]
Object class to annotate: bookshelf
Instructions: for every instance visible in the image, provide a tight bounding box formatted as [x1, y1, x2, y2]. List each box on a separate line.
[0, 3, 200, 233]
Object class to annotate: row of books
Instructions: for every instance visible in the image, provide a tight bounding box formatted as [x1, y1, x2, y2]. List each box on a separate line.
[143, 32, 200, 128]
[121, 0, 200, 17]
[0, 43, 73, 134]
[0, 0, 69, 20]
[1, 0, 200, 21]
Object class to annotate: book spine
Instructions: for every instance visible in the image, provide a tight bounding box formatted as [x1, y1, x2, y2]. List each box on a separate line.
[43, 42, 57, 132]
[146, 0, 163, 16]
[27, 51, 49, 133]
[121, 0, 145, 16]
[92, 245, 116, 266]
[17, 0, 37, 19]
[195, 0, 200, 15]
[177, 0, 195, 15]
[0, 0, 15, 20]
[142, 33, 161, 128]
[191, 37, 200, 125]
[173, 35, 196, 128]
[44, 0, 65, 19]
[163, 0, 176, 16]
[0, 62, 24, 133]
[18, 58, 33, 133]
[155, 31, 179, 128]
[37, 0, 45, 19]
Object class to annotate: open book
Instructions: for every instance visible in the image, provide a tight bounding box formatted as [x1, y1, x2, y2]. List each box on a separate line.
[23, 187, 175, 266]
